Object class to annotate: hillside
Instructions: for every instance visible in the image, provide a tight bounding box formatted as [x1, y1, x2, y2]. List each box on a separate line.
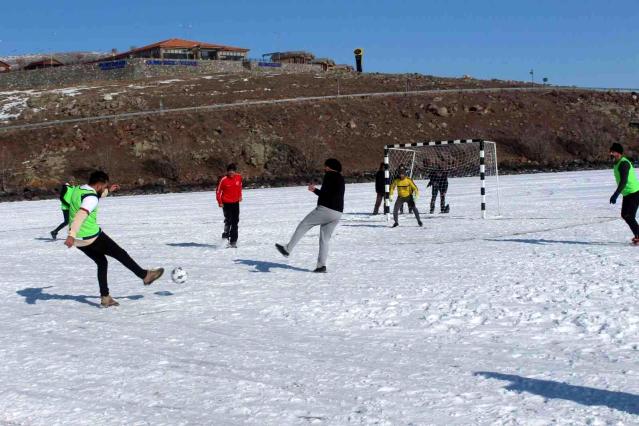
[0, 71, 638, 199]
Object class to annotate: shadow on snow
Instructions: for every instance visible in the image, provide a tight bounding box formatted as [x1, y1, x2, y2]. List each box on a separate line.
[234, 259, 309, 273]
[166, 242, 218, 248]
[475, 372, 639, 415]
[34, 237, 57, 242]
[486, 238, 622, 246]
[16, 286, 143, 307]
[342, 212, 376, 216]
[340, 223, 387, 228]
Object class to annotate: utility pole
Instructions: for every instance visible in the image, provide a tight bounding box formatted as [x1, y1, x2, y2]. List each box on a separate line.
[529, 69, 534, 84]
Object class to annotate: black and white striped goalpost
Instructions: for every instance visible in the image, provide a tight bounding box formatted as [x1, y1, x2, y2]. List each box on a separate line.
[383, 139, 495, 220]
[479, 139, 486, 219]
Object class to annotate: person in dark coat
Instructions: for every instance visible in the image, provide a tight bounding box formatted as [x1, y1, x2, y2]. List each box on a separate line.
[427, 169, 450, 214]
[275, 158, 345, 273]
[373, 162, 385, 215]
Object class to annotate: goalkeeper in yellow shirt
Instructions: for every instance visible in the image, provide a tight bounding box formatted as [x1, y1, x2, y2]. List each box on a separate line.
[390, 167, 423, 227]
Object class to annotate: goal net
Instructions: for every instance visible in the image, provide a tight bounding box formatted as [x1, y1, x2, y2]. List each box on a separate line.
[384, 139, 501, 219]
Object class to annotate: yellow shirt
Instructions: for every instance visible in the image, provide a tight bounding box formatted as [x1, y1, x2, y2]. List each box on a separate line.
[390, 177, 418, 199]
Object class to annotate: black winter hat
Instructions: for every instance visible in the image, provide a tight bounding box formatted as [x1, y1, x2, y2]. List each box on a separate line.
[324, 158, 342, 173]
[89, 170, 109, 184]
[610, 143, 624, 154]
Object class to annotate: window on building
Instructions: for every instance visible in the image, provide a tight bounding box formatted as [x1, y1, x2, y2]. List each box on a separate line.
[163, 48, 190, 59]
[201, 50, 218, 60]
[219, 51, 245, 61]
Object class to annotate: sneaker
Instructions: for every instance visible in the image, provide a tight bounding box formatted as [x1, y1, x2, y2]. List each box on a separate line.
[222, 232, 229, 239]
[392, 222, 399, 228]
[228, 242, 237, 248]
[275, 243, 289, 257]
[417, 220, 423, 227]
[100, 295, 120, 308]
[632, 237, 639, 245]
[313, 266, 327, 273]
[50, 231, 57, 240]
[143, 268, 164, 285]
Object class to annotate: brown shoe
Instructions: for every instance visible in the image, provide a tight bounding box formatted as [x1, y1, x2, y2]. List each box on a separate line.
[100, 295, 120, 308]
[143, 268, 164, 285]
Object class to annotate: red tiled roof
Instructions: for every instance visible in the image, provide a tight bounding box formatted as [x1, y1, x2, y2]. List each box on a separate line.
[0, 60, 10, 68]
[25, 58, 64, 67]
[117, 38, 249, 57]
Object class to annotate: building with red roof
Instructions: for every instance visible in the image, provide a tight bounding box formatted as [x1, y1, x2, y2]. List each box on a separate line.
[110, 38, 249, 61]
[23, 58, 64, 70]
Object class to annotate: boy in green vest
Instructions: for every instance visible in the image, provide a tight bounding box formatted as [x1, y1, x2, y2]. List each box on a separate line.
[64, 171, 164, 307]
[609, 143, 639, 244]
[50, 183, 73, 240]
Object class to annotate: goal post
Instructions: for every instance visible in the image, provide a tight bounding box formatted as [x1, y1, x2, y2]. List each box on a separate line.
[383, 139, 501, 220]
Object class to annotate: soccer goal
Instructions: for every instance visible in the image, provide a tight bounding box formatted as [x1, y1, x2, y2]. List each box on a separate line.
[384, 139, 501, 219]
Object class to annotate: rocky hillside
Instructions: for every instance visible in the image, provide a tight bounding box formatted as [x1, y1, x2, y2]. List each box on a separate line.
[0, 71, 638, 200]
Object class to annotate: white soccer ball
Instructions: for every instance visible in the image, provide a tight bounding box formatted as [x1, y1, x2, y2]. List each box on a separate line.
[171, 267, 188, 284]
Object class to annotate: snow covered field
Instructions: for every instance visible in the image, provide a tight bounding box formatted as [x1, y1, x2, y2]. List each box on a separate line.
[1, 169, 638, 425]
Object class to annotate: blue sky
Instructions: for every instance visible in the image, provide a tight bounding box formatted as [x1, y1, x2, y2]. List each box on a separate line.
[1, 0, 637, 87]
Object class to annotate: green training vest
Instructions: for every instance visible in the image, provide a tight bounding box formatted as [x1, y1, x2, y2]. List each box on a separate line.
[614, 157, 639, 196]
[60, 185, 74, 211]
[68, 186, 101, 239]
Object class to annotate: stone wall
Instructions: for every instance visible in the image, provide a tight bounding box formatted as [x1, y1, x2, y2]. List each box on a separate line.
[0, 60, 136, 90]
[132, 59, 246, 79]
[246, 61, 323, 73]
[0, 58, 324, 90]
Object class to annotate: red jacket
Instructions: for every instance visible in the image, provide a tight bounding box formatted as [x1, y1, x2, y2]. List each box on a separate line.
[216, 174, 243, 204]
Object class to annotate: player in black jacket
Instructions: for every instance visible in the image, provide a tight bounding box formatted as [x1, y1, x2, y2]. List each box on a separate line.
[428, 170, 450, 214]
[373, 162, 385, 215]
[276, 158, 345, 273]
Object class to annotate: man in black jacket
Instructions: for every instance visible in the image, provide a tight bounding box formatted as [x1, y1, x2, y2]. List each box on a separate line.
[373, 162, 385, 215]
[276, 158, 345, 273]
[427, 169, 450, 214]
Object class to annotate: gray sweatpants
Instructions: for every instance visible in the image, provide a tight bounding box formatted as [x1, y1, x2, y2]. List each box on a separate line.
[285, 206, 342, 268]
[393, 196, 421, 224]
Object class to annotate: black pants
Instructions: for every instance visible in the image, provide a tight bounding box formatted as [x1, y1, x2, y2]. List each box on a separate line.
[373, 193, 384, 214]
[78, 232, 147, 296]
[51, 210, 69, 235]
[430, 184, 448, 212]
[223, 203, 240, 243]
[621, 191, 639, 237]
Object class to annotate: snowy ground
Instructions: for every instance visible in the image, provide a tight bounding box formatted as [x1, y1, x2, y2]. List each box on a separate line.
[1, 169, 638, 425]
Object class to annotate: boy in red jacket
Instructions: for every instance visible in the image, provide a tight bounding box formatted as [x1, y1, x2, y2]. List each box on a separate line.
[216, 163, 243, 248]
